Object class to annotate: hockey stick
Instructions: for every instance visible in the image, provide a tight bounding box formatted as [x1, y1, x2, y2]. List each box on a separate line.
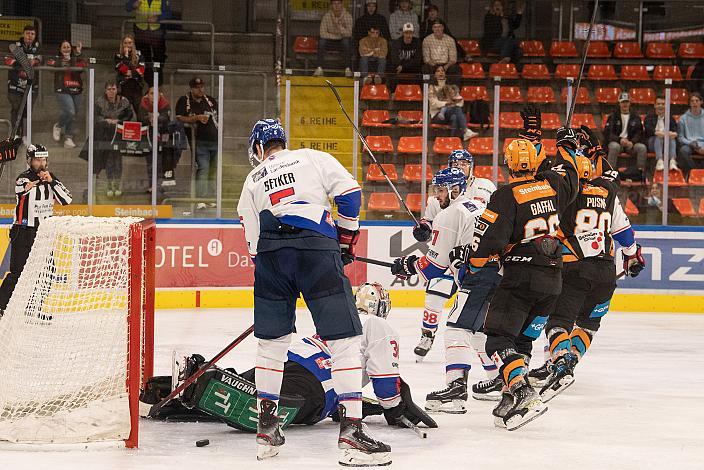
[354, 256, 394, 268]
[324, 80, 420, 226]
[148, 324, 254, 417]
[398, 416, 428, 439]
[566, 0, 599, 127]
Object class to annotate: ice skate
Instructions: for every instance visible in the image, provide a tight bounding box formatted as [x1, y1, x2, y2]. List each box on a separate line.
[257, 399, 285, 460]
[414, 329, 436, 362]
[539, 354, 576, 403]
[492, 390, 514, 428]
[425, 376, 468, 414]
[503, 382, 548, 431]
[528, 361, 552, 387]
[472, 375, 502, 401]
[338, 404, 391, 467]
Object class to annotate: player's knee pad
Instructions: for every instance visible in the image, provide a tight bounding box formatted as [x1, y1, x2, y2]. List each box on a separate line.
[546, 327, 571, 361]
[444, 327, 473, 373]
[422, 293, 445, 330]
[256, 334, 292, 364]
[326, 336, 362, 368]
[570, 326, 596, 360]
[469, 331, 496, 373]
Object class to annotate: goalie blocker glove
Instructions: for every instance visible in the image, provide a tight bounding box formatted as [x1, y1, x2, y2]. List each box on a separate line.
[622, 244, 645, 277]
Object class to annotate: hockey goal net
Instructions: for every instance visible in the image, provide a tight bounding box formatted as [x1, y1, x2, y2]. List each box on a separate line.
[0, 216, 155, 448]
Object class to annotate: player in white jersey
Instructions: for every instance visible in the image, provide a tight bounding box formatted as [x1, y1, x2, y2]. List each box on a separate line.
[390, 167, 502, 414]
[236, 119, 390, 466]
[412, 150, 496, 364]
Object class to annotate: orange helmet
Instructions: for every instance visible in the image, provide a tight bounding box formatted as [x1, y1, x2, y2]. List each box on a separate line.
[575, 154, 593, 182]
[504, 139, 539, 180]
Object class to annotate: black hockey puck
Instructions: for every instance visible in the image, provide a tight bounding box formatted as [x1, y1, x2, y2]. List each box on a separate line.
[195, 439, 210, 447]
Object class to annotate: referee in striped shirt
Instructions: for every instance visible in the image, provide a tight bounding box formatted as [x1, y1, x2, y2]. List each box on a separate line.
[0, 144, 71, 317]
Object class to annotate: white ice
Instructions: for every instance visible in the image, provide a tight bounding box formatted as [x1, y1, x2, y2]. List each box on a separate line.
[1, 308, 702, 470]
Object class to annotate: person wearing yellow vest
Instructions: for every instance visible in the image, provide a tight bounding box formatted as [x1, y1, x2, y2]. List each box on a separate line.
[126, 0, 171, 83]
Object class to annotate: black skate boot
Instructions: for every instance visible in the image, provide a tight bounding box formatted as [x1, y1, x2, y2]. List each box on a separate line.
[503, 380, 548, 431]
[472, 375, 502, 401]
[527, 361, 552, 387]
[424, 373, 468, 414]
[414, 329, 436, 363]
[256, 399, 285, 460]
[338, 404, 392, 467]
[539, 353, 576, 403]
[492, 389, 514, 428]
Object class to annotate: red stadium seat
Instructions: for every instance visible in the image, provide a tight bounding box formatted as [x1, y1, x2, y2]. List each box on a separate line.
[394, 84, 422, 101]
[364, 135, 394, 153]
[397, 136, 423, 154]
[474, 165, 506, 183]
[293, 36, 318, 54]
[614, 41, 643, 58]
[541, 112, 562, 130]
[620, 65, 650, 81]
[499, 86, 523, 103]
[624, 198, 639, 216]
[653, 169, 687, 187]
[541, 139, 557, 155]
[361, 84, 390, 101]
[671, 88, 689, 105]
[526, 87, 556, 104]
[499, 112, 523, 129]
[653, 65, 683, 81]
[595, 87, 621, 104]
[687, 65, 695, 80]
[366, 163, 398, 182]
[458, 39, 481, 57]
[362, 110, 391, 128]
[460, 85, 489, 101]
[588, 64, 618, 80]
[629, 88, 656, 105]
[555, 64, 581, 80]
[586, 41, 611, 58]
[460, 62, 485, 79]
[433, 137, 463, 155]
[397, 110, 423, 128]
[672, 198, 697, 217]
[572, 113, 597, 129]
[561, 87, 591, 104]
[521, 64, 551, 80]
[403, 164, 433, 183]
[520, 40, 546, 57]
[405, 193, 423, 212]
[688, 169, 704, 186]
[550, 41, 578, 58]
[489, 63, 519, 79]
[678, 42, 704, 59]
[602, 114, 609, 130]
[468, 137, 494, 155]
[646, 42, 676, 59]
[368, 192, 400, 211]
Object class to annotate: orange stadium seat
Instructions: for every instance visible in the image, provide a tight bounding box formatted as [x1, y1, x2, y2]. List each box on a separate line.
[555, 64, 581, 79]
[671, 88, 690, 105]
[550, 41, 578, 58]
[397, 136, 423, 154]
[293, 36, 318, 54]
[520, 40, 546, 57]
[361, 84, 390, 101]
[364, 135, 394, 153]
[700, 199, 704, 217]
[527, 86, 556, 104]
[460, 62, 485, 79]
[405, 193, 423, 212]
[394, 84, 422, 101]
[587, 41, 611, 58]
[433, 136, 463, 155]
[672, 198, 697, 217]
[397, 110, 423, 128]
[368, 192, 400, 211]
[646, 42, 676, 59]
[468, 137, 494, 155]
[653, 65, 683, 81]
[686, 65, 696, 80]
[489, 63, 519, 79]
[460, 85, 489, 101]
[614, 41, 643, 58]
[678, 42, 704, 59]
[499, 86, 523, 103]
[403, 164, 433, 183]
[653, 169, 687, 187]
[624, 198, 640, 216]
[572, 113, 597, 129]
[588, 64, 618, 80]
[620, 65, 650, 81]
[366, 163, 398, 182]
[499, 112, 523, 129]
[522, 64, 551, 80]
[561, 87, 591, 104]
[602, 114, 609, 130]
[595, 87, 621, 104]
[542, 112, 562, 129]
[629, 88, 656, 105]
[688, 169, 704, 186]
[458, 39, 481, 57]
[541, 139, 557, 155]
[362, 110, 391, 128]
[474, 165, 506, 183]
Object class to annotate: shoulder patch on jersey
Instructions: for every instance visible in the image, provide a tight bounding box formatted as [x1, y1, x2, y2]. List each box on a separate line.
[474, 218, 490, 235]
[481, 208, 498, 223]
[581, 185, 609, 198]
[512, 181, 557, 204]
[252, 166, 268, 183]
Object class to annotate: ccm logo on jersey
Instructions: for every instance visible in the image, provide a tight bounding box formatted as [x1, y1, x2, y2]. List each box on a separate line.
[530, 199, 556, 215]
[504, 255, 533, 262]
[264, 172, 296, 192]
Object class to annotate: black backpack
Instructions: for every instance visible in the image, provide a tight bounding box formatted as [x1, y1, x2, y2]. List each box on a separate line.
[469, 99, 490, 129]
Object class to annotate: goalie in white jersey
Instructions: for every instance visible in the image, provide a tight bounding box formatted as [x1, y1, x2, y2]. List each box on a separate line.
[390, 167, 502, 414]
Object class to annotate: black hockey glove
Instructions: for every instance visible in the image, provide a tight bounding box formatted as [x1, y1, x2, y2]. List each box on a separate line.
[577, 124, 606, 160]
[519, 105, 542, 140]
[337, 227, 360, 266]
[391, 255, 418, 280]
[383, 379, 438, 428]
[449, 244, 471, 266]
[623, 244, 646, 277]
[0, 137, 22, 163]
[412, 219, 432, 242]
[556, 126, 579, 151]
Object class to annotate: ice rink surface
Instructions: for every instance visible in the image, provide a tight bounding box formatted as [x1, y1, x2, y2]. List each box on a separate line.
[1, 308, 703, 470]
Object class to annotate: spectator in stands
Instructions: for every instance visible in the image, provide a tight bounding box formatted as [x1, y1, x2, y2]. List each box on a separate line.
[176, 77, 219, 210]
[422, 20, 459, 77]
[604, 92, 647, 172]
[95, 80, 135, 198]
[388, 22, 422, 92]
[115, 34, 146, 114]
[429, 65, 476, 141]
[314, 0, 353, 77]
[353, 0, 391, 52]
[359, 26, 388, 84]
[138, 86, 175, 191]
[6, 24, 41, 141]
[49, 40, 86, 149]
[126, 0, 170, 84]
[389, 0, 420, 40]
[420, 4, 447, 38]
[677, 92, 704, 176]
[481, 0, 523, 64]
[644, 96, 679, 172]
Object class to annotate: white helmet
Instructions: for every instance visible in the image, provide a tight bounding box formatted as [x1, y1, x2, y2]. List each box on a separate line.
[355, 282, 391, 319]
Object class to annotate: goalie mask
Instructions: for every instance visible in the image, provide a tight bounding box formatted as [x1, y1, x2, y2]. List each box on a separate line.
[26, 144, 48, 172]
[355, 282, 391, 319]
[248, 118, 287, 167]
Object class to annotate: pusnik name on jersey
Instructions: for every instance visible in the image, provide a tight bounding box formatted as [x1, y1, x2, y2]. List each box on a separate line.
[586, 197, 607, 209]
[263, 172, 296, 192]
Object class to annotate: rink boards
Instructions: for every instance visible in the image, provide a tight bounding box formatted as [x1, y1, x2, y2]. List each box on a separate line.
[1, 220, 702, 313]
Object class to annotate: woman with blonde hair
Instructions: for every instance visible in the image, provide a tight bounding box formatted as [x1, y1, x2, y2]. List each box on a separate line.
[114, 33, 145, 113]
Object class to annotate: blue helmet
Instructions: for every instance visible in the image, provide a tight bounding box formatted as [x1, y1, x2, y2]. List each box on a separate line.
[432, 167, 467, 195]
[248, 119, 287, 167]
[447, 149, 474, 178]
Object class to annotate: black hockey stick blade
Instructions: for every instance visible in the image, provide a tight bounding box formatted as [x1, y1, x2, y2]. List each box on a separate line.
[354, 256, 394, 268]
[148, 324, 255, 418]
[398, 416, 428, 438]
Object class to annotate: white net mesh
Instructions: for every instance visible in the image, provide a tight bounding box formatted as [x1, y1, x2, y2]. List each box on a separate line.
[0, 216, 146, 444]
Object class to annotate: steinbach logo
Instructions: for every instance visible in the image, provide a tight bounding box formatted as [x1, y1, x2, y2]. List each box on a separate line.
[518, 182, 551, 195]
